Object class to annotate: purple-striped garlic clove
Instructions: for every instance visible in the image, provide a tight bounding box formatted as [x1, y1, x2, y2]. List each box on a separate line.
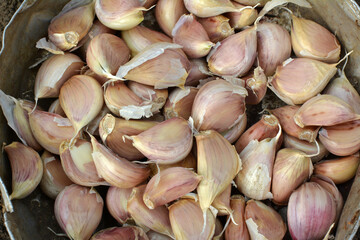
[155, 0, 188, 36]
[184, 0, 241, 18]
[91, 226, 149, 240]
[48, 99, 66, 117]
[106, 186, 133, 224]
[212, 184, 232, 216]
[147, 230, 172, 240]
[225, 195, 250, 240]
[221, 113, 247, 143]
[198, 15, 234, 43]
[164, 87, 198, 120]
[226, 2, 258, 30]
[86, 104, 111, 136]
[185, 58, 211, 87]
[243, 66, 267, 105]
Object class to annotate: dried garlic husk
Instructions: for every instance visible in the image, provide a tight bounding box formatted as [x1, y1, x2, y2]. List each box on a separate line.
[81, 66, 108, 85]
[34, 53, 84, 102]
[155, 0, 188, 36]
[243, 66, 267, 104]
[314, 155, 360, 184]
[257, 22, 291, 76]
[164, 87, 198, 120]
[48, 99, 66, 117]
[127, 185, 174, 238]
[198, 15, 234, 43]
[149, 152, 197, 176]
[272, 148, 313, 205]
[4, 142, 43, 200]
[106, 186, 132, 224]
[214, 218, 224, 240]
[48, 0, 95, 50]
[196, 130, 242, 213]
[212, 184, 232, 216]
[95, 0, 147, 30]
[319, 120, 360, 156]
[235, 125, 281, 200]
[294, 94, 360, 127]
[86, 105, 111, 136]
[291, 15, 340, 63]
[169, 198, 216, 240]
[91, 226, 148, 240]
[208, 27, 257, 77]
[40, 151, 73, 199]
[55, 185, 103, 240]
[147, 231, 172, 240]
[86, 33, 130, 80]
[192, 79, 247, 132]
[268, 58, 337, 105]
[226, 2, 258, 30]
[128, 81, 168, 110]
[122, 25, 172, 56]
[60, 139, 107, 186]
[185, 59, 211, 86]
[184, 0, 241, 18]
[288, 182, 336, 240]
[234, 0, 270, 6]
[221, 114, 247, 143]
[127, 117, 193, 164]
[225, 195, 250, 240]
[245, 200, 287, 240]
[90, 135, 150, 188]
[143, 167, 202, 209]
[99, 114, 157, 161]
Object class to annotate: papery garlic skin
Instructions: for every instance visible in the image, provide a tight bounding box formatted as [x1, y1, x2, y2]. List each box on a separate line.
[184, 0, 239, 18]
[106, 186, 132, 224]
[243, 66, 267, 105]
[226, 2, 258, 30]
[234, 0, 270, 6]
[185, 59, 211, 86]
[155, 0, 188, 36]
[91, 226, 149, 240]
[164, 87, 198, 120]
[221, 114, 247, 143]
[212, 184, 232, 216]
[225, 195, 250, 240]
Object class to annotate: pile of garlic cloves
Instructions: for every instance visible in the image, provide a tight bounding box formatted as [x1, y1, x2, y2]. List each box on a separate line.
[1, 0, 360, 239]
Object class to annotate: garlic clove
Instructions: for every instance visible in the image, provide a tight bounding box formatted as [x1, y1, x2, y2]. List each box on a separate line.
[185, 58, 211, 87]
[91, 226, 149, 240]
[141, 0, 158, 8]
[233, 0, 270, 6]
[86, 104, 111, 136]
[208, 27, 257, 77]
[155, 0, 188, 37]
[288, 182, 336, 240]
[169, 198, 216, 240]
[90, 135, 150, 188]
[147, 230, 172, 240]
[143, 167, 202, 209]
[256, 22, 292, 76]
[196, 130, 242, 212]
[192, 79, 247, 132]
[245, 200, 287, 240]
[225, 195, 250, 240]
[106, 186, 132, 224]
[59, 75, 104, 139]
[214, 218, 224, 240]
[226, 2, 258, 30]
[293, 94, 360, 128]
[221, 113, 247, 143]
[55, 185, 103, 240]
[60, 139, 107, 187]
[127, 185, 174, 238]
[164, 87, 198, 120]
[95, 0, 147, 30]
[48, 1, 95, 51]
[243, 66, 267, 105]
[268, 58, 337, 105]
[291, 15, 341, 63]
[198, 15, 234, 43]
[81, 66, 109, 85]
[184, 0, 241, 18]
[4, 142, 43, 200]
[34, 53, 84, 101]
[172, 14, 215, 59]
[48, 99, 66, 117]
[272, 148, 313, 205]
[314, 155, 360, 184]
[40, 151, 73, 199]
[86, 33, 130, 79]
[128, 117, 193, 164]
[212, 184, 232, 216]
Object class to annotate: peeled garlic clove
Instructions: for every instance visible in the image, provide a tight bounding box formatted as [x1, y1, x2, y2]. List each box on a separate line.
[291, 15, 340, 63]
[4, 142, 43, 200]
[86, 33, 130, 79]
[268, 58, 337, 105]
[198, 15, 234, 43]
[235, 125, 281, 200]
[294, 94, 360, 128]
[59, 75, 104, 138]
[34, 53, 84, 101]
[29, 109, 76, 154]
[283, 134, 328, 163]
[212, 184, 232, 216]
[272, 148, 313, 205]
[172, 14, 214, 58]
[143, 167, 202, 209]
[48, 99, 66, 117]
[169, 198, 216, 240]
[243, 66, 267, 105]
[91, 135, 150, 188]
[314, 155, 360, 184]
[319, 120, 360, 156]
[48, 1, 95, 50]
[235, 114, 280, 153]
[122, 25, 172, 56]
[196, 130, 242, 212]
[225, 195, 250, 240]
[60, 139, 107, 186]
[208, 27, 257, 77]
[147, 231, 172, 240]
[233, 0, 270, 6]
[95, 0, 146, 30]
[245, 200, 287, 240]
[192, 79, 247, 132]
[106, 186, 132, 224]
[40, 151, 73, 199]
[128, 117, 193, 164]
[55, 185, 103, 240]
[271, 105, 319, 142]
[185, 58, 211, 87]
[91, 226, 149, 240]
[288, 182, 336, 240]
[226, 2, 258, 30]
[127, 185, 174, 238]
[164, 87, 198, 120]
[155, 0, 187, 37]
[221, 113, 247, 143]
[184, 0, 240, 18]
[257, 22, 291, 76]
